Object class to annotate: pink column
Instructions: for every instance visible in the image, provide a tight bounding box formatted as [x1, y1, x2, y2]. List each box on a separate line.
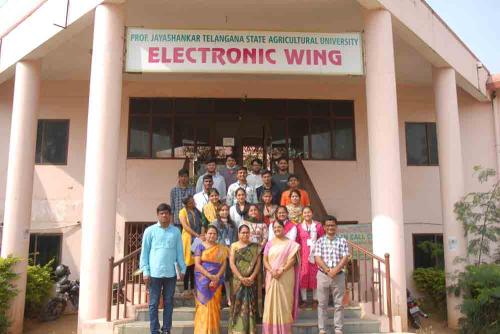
[0, 60, 41, 334]
[433, 67, 467, 329]
[78, 3, 124, 329]
[364, 9, 407, 330]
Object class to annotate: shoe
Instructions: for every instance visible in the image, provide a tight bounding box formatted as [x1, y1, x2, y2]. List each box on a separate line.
[312, 300, 318, 309]
[319, 330, 327, 334]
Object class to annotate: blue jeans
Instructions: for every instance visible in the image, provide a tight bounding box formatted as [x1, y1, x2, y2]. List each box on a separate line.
[148, 276, 176, 334]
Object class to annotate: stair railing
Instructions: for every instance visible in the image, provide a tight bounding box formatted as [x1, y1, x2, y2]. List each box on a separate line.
[106, 247, 145, 322]
[345, 241, 393, 332]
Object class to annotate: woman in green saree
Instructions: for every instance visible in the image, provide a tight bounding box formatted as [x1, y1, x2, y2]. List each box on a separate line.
[228, 224, 262, 334]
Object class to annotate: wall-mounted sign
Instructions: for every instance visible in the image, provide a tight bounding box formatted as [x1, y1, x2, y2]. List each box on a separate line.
[125, 28, 363, 75]
[337, 223, 372, 259]
[223, 137, 235, 146]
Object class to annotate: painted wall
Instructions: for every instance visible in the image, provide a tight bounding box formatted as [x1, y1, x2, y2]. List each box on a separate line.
[0, 77, 496, 285]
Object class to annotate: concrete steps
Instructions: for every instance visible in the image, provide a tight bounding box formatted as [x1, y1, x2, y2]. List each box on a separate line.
[135, 306, 362, 321]
[116, 305, 381, 334]
[117, 318, 381, 334]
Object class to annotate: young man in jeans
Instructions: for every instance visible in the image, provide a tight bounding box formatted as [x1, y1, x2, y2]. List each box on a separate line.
[314, 216, 349, 334]
[140, 203, 186, 334]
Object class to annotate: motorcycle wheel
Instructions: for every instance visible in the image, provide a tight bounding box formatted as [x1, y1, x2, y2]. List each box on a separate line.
[411, 315, 422, 329]
[40, 299, 67, 322]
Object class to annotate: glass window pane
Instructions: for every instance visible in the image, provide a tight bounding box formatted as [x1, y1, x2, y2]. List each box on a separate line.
[151, 99, 173, 114]
[129, 116, 150, 158]
[288, 118, 309, 159]
[35, 121, 43, 164]
[332, 101, 354, 117]
[427, 123, 439, 165]
[287, 100, 309, 115]
[152, 117, 172, 158]
[42, 121, 69, 164]
[406, 123, 429, 165]
[270, 119, 287, 168]
[130, 98, 150, 114]
[215, 120, 239, 161]
[196, 125, 211, 161]
[333, 119, 355, 160]
[311, 119, 332, 159]
[35, 235, 62, 269]
[309, 100, 330, 117]
[174, 118, 194, 158]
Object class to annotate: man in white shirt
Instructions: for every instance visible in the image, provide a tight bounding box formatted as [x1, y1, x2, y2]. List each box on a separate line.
[226, 167, 257, 206]
[246, 158, 263, 188]
[194, 174, 213, 212]
[195, 158, 226, 200]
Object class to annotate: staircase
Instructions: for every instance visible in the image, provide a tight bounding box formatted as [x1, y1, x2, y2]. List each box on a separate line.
[115, 283, 382, 334]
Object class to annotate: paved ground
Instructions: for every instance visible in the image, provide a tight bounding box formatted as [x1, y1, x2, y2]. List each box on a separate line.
[23, 314, 77, 334]
[408, 317, 458, 334]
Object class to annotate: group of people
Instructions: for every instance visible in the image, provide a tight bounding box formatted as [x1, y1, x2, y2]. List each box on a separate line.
[140, 155, 350, 334]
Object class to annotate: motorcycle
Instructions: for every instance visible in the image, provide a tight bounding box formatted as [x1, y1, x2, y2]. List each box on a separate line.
[407, 289, 428, 329]
[40, 264, 79, 322]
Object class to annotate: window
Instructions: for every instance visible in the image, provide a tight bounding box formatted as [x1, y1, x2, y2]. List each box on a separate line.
[128, 98, 356, 161]
[406, 122, 438, 165]
[35, 120, 69, 164]
[29, 234, 62, 271]
[413, 234, 444, 269]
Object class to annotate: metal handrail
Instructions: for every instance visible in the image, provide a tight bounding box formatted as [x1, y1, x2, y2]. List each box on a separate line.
[106, 247, 144, 322]
[345, 240, 393, 332]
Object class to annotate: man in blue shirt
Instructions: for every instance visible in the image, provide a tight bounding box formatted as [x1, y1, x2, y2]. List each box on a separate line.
[140, 203, 186, 334]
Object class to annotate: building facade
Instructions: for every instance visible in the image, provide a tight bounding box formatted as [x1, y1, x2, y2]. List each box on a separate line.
[0, 0, 498, 333]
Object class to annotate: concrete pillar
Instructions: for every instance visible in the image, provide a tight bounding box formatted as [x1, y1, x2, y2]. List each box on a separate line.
[364, 9, 407, 330]
[78, 3, 124, 329]
[433, 67, 467, 329]
[0, 60, 41, 334]
[492, 90, 500, 175]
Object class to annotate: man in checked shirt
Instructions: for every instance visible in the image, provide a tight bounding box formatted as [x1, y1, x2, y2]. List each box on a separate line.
[314, 215, 350, 334]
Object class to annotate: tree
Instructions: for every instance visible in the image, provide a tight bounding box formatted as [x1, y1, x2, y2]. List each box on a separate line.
[454, 166, 500, 265]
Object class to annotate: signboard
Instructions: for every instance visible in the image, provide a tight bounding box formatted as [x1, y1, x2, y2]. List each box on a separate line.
[337, 223, 372, 259]
[125, 28, 363, 75]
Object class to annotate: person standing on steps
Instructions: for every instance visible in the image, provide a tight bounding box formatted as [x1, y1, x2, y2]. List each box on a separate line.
[280, 174, 311, 207]
[219, 154, 239, 191]
[314, 216, 349, 334]
[226, 166, 258, 206]
[195, 157, 227, 201]
[247, 158, 264, 189]
[140, 203, 186, 334]
[272, 157, 290, 193]
[170, 168, 195, 231]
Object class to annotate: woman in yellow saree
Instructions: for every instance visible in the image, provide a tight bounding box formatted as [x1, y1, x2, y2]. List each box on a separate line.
[194, 225, 229, 334]
[262, 220, 300, 334]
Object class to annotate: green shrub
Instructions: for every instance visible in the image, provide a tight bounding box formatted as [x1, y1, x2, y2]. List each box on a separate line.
[452, 263, 500, 334]
[25, 261, 54, 318]
[412, 267, 447, 319]
[0, 256, 20, 333]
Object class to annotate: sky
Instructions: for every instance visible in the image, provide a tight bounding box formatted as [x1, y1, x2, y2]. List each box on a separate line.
[425, 0, 500, 74]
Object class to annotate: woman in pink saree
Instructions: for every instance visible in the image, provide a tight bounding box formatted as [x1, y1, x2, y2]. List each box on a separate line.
[262, 220, 300, 334]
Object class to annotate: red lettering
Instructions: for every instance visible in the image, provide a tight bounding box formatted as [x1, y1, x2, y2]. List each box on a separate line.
[161, 47, 171, 63]
[173, 47, 184, 63]
[306, 49, 312, 65]
[242, 48, 256, 64]
[265, 49, 276, 64]
[148, 47, 160, 63]
[198, 48, 210, 63]
[226, 48, 242, 64]
[258, 49, 264, 64]
[186, 48, 196, 63]
[284, 49, 305, 64]
[328, 50, 342, 65]
[212, 48, 226, 65]
[313, 50, 327, 65]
